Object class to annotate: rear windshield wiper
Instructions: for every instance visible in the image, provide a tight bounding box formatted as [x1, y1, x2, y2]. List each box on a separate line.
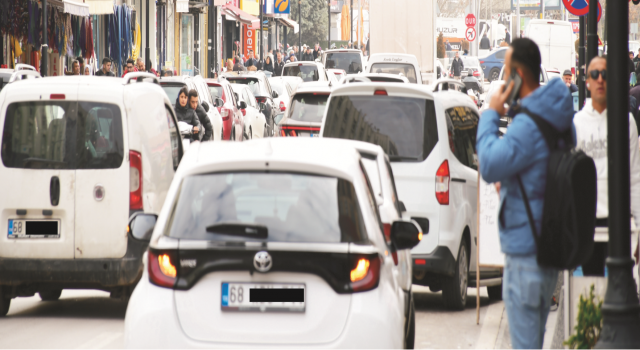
[388, 155, 420, 161]
[205, 223, 268, 239]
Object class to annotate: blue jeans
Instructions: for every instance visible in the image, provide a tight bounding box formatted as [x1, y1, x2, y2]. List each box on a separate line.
[503, 254, 558, 349]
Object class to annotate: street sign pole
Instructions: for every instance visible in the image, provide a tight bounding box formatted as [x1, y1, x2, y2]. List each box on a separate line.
[42, 0, 48, 76]
[587, 0, 598, 69]
[516, 0, 520, 38]
[595, 0, 640, 346]
[579, 16, 585, 108]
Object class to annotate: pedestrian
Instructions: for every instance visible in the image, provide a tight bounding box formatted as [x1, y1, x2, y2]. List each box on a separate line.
[122, 58, 136, 77]
[562, 69, 578, 93]
[574, 55, 640, 276]
[188, 89, 213, 141]
[505, 28, 511, 44]
[95, 57, 115, 77]
[303, 47, 314, 61]
[244, 50, 258, 68]
[163, 70, 173, 77]
[629, 51, 636, 75]
[450, 51, 464, 81]
[84, 65, 92, 76]
[365, 34, 370, 56]
[226, 59, 234, 72]
[264, 55, 274, 73]
[68, 60, 81, 75]
[233, 56, 246, 72]
[174, 87, 200, 139]
[445, 40, 453, 51]
[476, 38, 574, 349]
[313, 43, 320, 60]
[274, 52, 285, 76]
[480, 33, 491, 50]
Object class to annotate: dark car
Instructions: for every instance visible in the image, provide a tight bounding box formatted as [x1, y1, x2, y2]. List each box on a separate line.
[222, 72, 279, 137]
[479, 47, 507, 82]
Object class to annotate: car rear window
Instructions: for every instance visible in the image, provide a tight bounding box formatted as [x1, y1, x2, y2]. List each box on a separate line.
[161, 84, 185, 105]
[269, 80, 286, 95]
[289, 93, 329, 123]
[370, 63, 417, 83]
[325, 52, 362, 73]
[323, 96, 438, 162]
[2, 101, 124, 169]
[167, 172, 369, 244]
[283, 65, 320, 82]
[208, 85, 223, 99]
[226, 78, 261, 96]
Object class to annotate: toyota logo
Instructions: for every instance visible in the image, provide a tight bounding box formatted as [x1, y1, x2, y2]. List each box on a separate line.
[253, 251, 272, 273]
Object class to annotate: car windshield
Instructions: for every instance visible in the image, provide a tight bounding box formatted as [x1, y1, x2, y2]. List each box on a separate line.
[161, 84, 184, 105]
[283, 65, 320, 82]
[208, 85, 223, 99]
[167, 172, 369, 243]
[2, 101, 124, 169]
[323, 96, 438, 162]
[225, 78, 261, 95]
[369, 63, 417, 83]
[324, 52, 362, 73]
[288, 93, 329, 123]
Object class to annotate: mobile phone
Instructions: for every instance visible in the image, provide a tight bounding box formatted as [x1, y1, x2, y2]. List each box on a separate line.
[504, 70, 523, 106]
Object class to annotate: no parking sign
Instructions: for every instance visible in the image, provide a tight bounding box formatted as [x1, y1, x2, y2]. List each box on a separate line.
[563, 0, 602, 22]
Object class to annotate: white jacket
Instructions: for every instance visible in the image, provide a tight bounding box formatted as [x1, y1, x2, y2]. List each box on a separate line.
[574, 99, 640, 221]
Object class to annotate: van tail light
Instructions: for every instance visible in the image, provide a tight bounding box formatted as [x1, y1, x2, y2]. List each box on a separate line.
[435, 160, 450, 205]
[221, 108, 230, 121]
[349, 255, 381, 292]
[148, 250, 178, 288]
[280, 130, 286, 137]
[279, 101, 286, 111]
[129, 151, 143, 210]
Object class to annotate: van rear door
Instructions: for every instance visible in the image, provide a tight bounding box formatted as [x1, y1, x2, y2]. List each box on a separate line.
[549, 23, 573, 71]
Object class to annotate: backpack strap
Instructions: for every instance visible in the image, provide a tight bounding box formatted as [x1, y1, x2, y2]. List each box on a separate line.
[516, 175, 540, 247]
[519, 108, 572, 150]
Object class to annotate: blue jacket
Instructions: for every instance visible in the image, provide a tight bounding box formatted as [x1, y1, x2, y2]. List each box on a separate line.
[476, 78, 574, 255]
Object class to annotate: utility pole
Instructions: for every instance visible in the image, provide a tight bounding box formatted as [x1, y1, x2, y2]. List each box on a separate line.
[328, 0, 331, 50]
[298, 0, 302, 60]
[540, 0, 544, 19]
[350, 0, 353, 45]
[516, 0, 520, 39]
[41, 0, 48, 76]
[578, 16, 585, 108]
[260, 0, 263, 61]
[587, 0, 598, 65]
[145, 0, 150, 72]
[595, 0, 640, 346]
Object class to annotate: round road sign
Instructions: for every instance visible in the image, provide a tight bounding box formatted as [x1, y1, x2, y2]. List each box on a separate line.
[465, 14, 476, 27]
[563, 0, 602, 22]
[466, 27, 477, 42]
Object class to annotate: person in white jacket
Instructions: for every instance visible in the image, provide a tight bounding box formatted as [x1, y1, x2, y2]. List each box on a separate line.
[574, 55, 640, 276]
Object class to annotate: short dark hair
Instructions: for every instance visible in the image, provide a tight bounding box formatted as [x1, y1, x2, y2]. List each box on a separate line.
[126, 58, 134, 65]
[72, 60, 79, 67]
[77, 57, 84, 64]
[178, 87, 189, 98]
[102, 57, 111, 64]
[188, 89, 198, 100]
[510, 38, 541, 81]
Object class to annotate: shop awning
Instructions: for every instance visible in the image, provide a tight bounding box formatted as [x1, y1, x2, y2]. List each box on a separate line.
[276, 17, 299, 34]
[47, 0, 91, 16]
[222, 3, 260, 28]
[86, 0, 113, 15]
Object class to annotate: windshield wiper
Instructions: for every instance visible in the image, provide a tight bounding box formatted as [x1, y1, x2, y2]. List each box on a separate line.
[205, 223, 268, 239]
[389, 155, 419, 161]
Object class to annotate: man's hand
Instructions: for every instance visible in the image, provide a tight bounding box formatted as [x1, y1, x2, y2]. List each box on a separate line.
[193, 126, 199, 134]
[489, 80, 515, 116]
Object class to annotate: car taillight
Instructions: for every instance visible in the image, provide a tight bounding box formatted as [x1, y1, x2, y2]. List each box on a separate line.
[435, 160, 450, 205]
[479, 60, 485, 64]
[374, 89, 387, 96]
[279, 101, 286, 111]
[571, 67, 576, 75]
[349, 255, 381, 292]
[148, 250, 178, 288]
[221, 108, 230, 121]
[241, 108, 246, 116]
[473, 70, 480, 77]
[50, 94, 65, 100]
[255, 96, 267, 104]
[383, 223, 399, 265]
[129, 151, 143, 210]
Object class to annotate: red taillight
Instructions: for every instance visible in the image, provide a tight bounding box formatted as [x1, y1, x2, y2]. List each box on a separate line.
[479, 60, 485, 64]
[50, 94, 65, 100]
[298, 63, 303, 66]
[255, 96, 267, 104]
[415, 259, 426, 265]
[571, 67, 576, 75]
[435, 160, 450, 205]
[148, 250, 178, 288]
[290, 130, 297, 137]
[473, 70, 480, 77]
[129, 151, 143, 210]
[241, 108, 246, 116]
[350, 255, 381, 292]
[374, 89, 387, 96]
[383, 223, 392, 241]
[280, 130, 286, 137]
[279, 101, 286, 111]
[221, 108, 230, 121]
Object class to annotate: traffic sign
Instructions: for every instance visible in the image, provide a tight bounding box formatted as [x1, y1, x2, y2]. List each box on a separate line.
[562, 0, 602, 22]
[465, 14, 476, 28]
[466, 27, 477, 42]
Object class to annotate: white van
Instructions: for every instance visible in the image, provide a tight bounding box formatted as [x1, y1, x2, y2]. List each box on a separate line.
[526, 19, 575, 73]
[365, 53, 422, 84]
[0, 73, 184, 315]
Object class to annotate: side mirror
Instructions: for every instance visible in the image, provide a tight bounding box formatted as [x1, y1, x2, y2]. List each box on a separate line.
[129, 213, 158, 241]
[398, 201, 407, 213]
[390, 220, 422, 250]
[214, 97, 224, 107]
[234, 92, 239, 101]
[259, 102, 267, 111]
[238, 101, 248, 109]
[202, 101, 210, 112]
[272, 90, 279, 98]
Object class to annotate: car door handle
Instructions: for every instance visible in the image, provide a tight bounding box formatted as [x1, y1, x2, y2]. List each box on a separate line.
[50, 176, 60, 206]
[451, 178, 466, 183]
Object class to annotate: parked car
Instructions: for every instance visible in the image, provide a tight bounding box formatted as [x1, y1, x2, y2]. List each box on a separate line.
[205, 78, 243, 140]
[159, 75, 223, 141]
[222, 72, 279, 137]
[282, 61, 329, 82]
[0, 73, 184, 316]
[268, 76, 294, 113]
[365, 53, 422, 84]
[123, 138, 422, 348]
[278, 76, 304, 93]
[321, 49, 365, 74]
[229, 84, 268, 139]
[0, 64, 38, 91]
[326, 68, 347, 81]
[278, 82, 331, 137]
[479, 47, 507, 82]
[320, 82, 504, 309]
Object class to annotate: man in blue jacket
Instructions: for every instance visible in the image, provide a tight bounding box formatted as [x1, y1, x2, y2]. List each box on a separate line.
[476, 38, 574, 349]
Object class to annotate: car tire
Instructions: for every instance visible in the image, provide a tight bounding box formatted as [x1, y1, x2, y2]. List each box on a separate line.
[443, 239, 469, 311]
[404, 295, 416, 349]
[489, 68, 500, 82]
[231, 125, 236, 141]
[0, 290, 10, 316]
[264, 124, 269, 138]
[487, 285, 503, 300]
[39, 289, 62, 301]
[249, 127, 253, 140]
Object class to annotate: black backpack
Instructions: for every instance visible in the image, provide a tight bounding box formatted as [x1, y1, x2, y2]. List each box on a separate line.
[516, 108, 597, 270]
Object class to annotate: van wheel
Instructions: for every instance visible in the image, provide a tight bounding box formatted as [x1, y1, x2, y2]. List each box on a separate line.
[39, 289, 62, 301]
[0, 290, 10, 316]
[443, 240, 469, 311]
[489, 68, 500, 82]
[488, 285, 503, 300]
[404, 296, 415, 349]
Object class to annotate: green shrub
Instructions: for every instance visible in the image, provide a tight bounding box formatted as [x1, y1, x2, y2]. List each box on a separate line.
[564, 285, 603, 349]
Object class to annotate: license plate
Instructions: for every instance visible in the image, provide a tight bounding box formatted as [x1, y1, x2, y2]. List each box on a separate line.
[8, 219, 60, 239]
[221, 282, 305, 312]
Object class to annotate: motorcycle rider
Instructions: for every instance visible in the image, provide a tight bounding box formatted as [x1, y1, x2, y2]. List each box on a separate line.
[462, 69, 483, 94]
[174, 87, 201, 141]
[188, 89, 213, 141]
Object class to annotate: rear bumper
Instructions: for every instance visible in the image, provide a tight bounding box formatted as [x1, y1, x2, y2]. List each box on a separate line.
[0, 234, 148, 290]
[412, 246, 456, 277]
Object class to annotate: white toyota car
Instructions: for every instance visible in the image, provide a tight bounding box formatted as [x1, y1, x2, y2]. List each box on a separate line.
[124, 138, 422, 348]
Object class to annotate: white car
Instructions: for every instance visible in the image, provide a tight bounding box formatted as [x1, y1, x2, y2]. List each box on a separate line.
[327, 68, 347, 82]
[282, 61, 329, 82]
[0, 64, 38, 91]
[0, 73, 184, 315]
[365, 53, 422, 84]
[321, 83, 504, 309]
[230, 84, 268, 139]
[123, 138, 422, 348]
[268, 76, 295, 113]
[322, 49, 365, 74]
[278, 76, 304, 93]
[278, 82, 332, 137]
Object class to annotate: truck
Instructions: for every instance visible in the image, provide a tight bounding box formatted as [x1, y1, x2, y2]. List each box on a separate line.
[525, 19, 576, 73]
[369, 0, 436, 85]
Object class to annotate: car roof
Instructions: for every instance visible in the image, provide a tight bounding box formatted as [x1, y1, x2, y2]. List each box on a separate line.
[359, 73, 409, 82]
[434, 90, 479, 111]
[294, 81, 332, 93]
[283, 61, 324, 68]
[317, 138, 388, 161]
[324, 49, 362, 54]
[330, 82, 433, 100]
[159, 76, 191, 83]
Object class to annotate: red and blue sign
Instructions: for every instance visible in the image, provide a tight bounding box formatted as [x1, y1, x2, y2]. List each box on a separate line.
[562, 0, 602, 22]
